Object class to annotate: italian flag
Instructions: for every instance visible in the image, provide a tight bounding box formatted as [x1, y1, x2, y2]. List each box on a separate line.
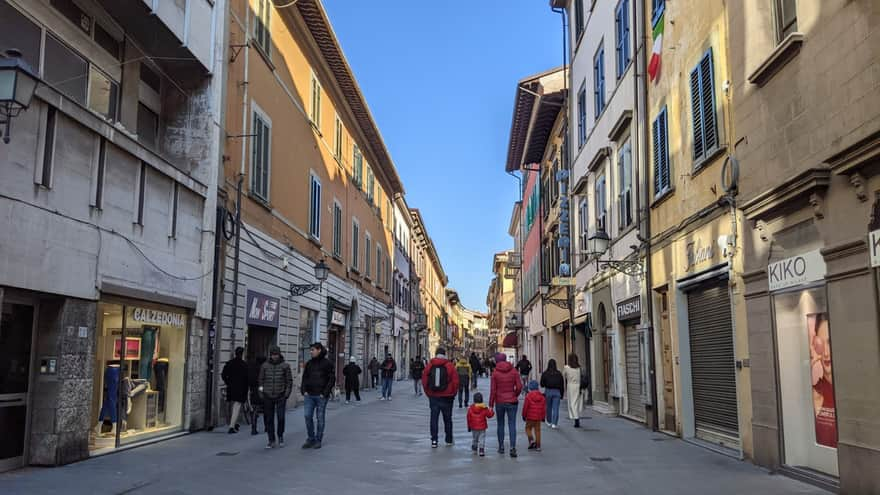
[648, 14, 664, 82]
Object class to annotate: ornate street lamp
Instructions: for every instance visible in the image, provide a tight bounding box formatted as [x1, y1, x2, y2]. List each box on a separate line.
[0, 49, 40, 144]
[539, 284, 571, 309]
[289, 259, 330, 296]
[586, 228, 642, 277]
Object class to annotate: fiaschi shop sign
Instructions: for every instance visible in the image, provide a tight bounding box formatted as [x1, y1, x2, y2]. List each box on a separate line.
[132, 307, 187, 327]
[767, 249, 826, 291]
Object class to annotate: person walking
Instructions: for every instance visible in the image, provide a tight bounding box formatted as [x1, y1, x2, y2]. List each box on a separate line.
[247, 356, 266, 435]
[455, 356, 472, 408]
[221, 346, 248, 434]
[466, 392, 494, 457]
[410, 357, 425, 396]
[516, 355, 532, 396]
[522, 380, 546, 452]
[563, 353, 585, 428]
[368, 357, 380, 389]
[380, 353, 397, 401]
[468, 352, 481, 389]
[301, 343, 335, 449]
[342, 356, 362, 404]
[421, 347, 459, 448]
[484, 356, 495, 377]
[258, 346, 293, 448]
[489, 353, 522, 458]
[540, 358, 564, 429]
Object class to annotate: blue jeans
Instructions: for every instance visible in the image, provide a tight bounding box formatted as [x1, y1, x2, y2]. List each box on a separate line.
[495, 402, 518, 449]
[381, 377, 393, 398]
[263, 397, 286, 444]
[429, 396, 454, 443]
[545, 389, 561, 425]
[303, 394, 327, 443]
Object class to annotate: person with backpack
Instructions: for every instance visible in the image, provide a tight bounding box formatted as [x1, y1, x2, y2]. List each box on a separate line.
[455, 356, 472, 408]
[540, 358, 565, 429]
[516, 355, 532, 396]
[380, 353, 397, 401]
[410, 357, 425, 396]
[342, 356, 362, 404]
[522, 380, 547, 452]
[489, 353, 523, 458]
[421, 347, 459, 448]
[563, 353, 585, 428]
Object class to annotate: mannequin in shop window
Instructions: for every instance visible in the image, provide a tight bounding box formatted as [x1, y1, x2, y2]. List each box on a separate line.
[154, 357, 169, 414]
[96, 361, 122, 436]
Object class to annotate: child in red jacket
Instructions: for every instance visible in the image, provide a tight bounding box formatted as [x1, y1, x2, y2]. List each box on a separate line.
[522, 381, 547, 452]
[466, 392, 495, 457]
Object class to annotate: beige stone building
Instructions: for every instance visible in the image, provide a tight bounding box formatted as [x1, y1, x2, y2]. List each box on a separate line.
[731, 1, 880, 492]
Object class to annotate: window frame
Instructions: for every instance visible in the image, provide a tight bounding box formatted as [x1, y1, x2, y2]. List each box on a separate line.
[689, 48, 719, 167]
[617, 140, 633, 230]
[574, 0, 585, 41]
[254, 0, 271, 57]
[615, 0, 631, 80]
[577, 81, 587, 148]
[364, 232, 372, 279]
[593, 42, 606, 121]
[652, 0, 665, 27]
[332, 200, 343, 259]
[595, 172, 607, 232]
[250, 102, 272, 202]
[774, 0, 798, 42]
[652, 107, 672, 198]
[353, 144, 363, 187]
[352, 217, 360, 270]
[334, 114, 343, 161]
[309, 173, 322, 240]
[310, 72, 322, 129]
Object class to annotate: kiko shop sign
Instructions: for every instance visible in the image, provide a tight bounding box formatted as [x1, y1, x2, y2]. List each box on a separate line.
[767, 249, 826, 291]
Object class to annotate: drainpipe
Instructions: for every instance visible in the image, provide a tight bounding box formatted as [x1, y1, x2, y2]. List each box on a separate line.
[230, 2, 250, 355]
[634, 0, 659, 431]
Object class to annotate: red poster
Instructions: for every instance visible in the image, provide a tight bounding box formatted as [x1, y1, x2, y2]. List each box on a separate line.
[807, 313, 837, 448]
[113, 337, 142, 360]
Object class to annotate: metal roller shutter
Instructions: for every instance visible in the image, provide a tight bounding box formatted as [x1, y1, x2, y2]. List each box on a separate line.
[687, 280, 738, 439]
[625, 327, 645, 420]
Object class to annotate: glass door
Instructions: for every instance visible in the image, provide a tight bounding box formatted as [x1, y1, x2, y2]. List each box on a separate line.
[0, 301, 35, 472]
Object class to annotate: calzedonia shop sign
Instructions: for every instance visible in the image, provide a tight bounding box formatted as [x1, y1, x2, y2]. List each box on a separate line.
[131, 307, 186, 327]
[767, 249, 826, 291]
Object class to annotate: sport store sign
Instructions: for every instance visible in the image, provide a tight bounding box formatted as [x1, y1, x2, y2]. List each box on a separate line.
[767, 249, 826, 291]
[246, 290, 280, 327]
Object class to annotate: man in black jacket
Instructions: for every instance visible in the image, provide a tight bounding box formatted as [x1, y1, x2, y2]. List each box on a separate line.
[516, 356, 532, 396]
[301, 342, 335, 449]
[221, 347, 248, 434]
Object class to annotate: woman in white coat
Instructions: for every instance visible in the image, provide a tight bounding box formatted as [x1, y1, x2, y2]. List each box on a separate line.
[562, 353, 584, 428]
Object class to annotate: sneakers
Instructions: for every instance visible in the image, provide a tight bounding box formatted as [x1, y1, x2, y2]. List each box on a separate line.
[234, 424, 240, 432]
[497, 445, 505, 454]
[379, 397, 385, 401]
[278, 437, 284, 448]
[527, 442, 536, 451]
[478, 448, 485, 457]
[302, 440, 314, 449]
[387, 397, 392, 402]
[471, 444, 478, 452]
[445, 440, 454, 446]
[345, 400, 350, 404]
[510, 448, 518, 458]
[312, 441, 322, 449]
[535, 445, 542, 452]
[431, 441, 438, 448]
[227, 427, 236, 434]
[574, 419, 581, 428]
[266, 442, 276, 449]
[551, 424, 558, 429]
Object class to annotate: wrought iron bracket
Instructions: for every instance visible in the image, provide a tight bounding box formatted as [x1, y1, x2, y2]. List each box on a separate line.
[596, 259, 642, 277]
[543, 297, 571, 309]
[290, 283, 322, 296]
[229, 43, 248, 63]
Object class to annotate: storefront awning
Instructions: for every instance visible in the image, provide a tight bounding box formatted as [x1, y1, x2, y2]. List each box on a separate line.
[502, 332, 518, 348]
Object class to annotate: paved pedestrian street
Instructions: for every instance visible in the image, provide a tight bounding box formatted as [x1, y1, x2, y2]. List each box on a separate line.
[0, 380, 825, 495]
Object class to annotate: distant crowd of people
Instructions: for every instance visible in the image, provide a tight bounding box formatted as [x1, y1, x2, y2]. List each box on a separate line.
[221, 345, 589, 456]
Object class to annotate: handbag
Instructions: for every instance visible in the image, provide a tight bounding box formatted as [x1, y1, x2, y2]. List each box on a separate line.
[579, 368, 589, 390]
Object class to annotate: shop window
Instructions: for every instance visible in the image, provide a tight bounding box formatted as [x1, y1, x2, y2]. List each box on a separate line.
[92, 302, 188, 452]
[299, 307, 317, 370]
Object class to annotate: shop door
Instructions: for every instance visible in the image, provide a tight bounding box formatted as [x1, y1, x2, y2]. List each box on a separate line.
[659, 291, 677, 431]
[328, 327, 345, 388]
[0, 302, 35, 472]
[625, 325, 645, 420]
[602, 333, 613, 399]
[773, 288, 838, 476]
[687, 280, 739, 444]
[246, 325, 276, 362]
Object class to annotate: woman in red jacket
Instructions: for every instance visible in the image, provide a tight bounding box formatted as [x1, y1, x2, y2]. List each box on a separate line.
[522, 380, 546, 452]
[489, 353, 523, 458]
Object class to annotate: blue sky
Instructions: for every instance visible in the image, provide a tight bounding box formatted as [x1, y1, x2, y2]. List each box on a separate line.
[323, 0, 562, 311]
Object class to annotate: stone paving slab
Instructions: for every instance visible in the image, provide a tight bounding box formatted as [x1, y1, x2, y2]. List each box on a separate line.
[0, 379, 828, 495]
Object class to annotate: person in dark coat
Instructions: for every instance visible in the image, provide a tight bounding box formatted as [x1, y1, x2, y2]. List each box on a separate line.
[368, 357, 380, 389]
[540, 358, 565, 429]
[258, 346, 293, 448]
[380, 354, 397, 401]
[410, 357, 425, 396]
[468, 352, 481, 388]
[301, 343, 335, 449]
[342, 356, 362, 403]
[247, 356, 266, 435]
[221, 347, 248, 434]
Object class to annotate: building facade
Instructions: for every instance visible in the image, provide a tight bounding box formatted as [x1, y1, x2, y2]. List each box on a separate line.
[411, 208, 447, 356]
[0, 0, 225, 469]
[392, 195, 415, 378]
[731, 0, 880, 491]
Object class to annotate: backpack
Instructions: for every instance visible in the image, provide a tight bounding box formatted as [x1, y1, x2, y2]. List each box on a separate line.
[428, 363, 449, 392]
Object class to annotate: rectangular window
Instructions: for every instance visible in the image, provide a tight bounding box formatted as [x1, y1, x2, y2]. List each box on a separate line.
[94, 137, 107, 208]
[310, 73, 322, 128]
[595, 173, 606, 232]
[577, 82, 587, 148]
[309, 175, 321, 240]
[352, 219, 360, 269]
[574, 0, 585, 39]
[377, 246, 383, 287]
[652, 0, 665, 26]
[333, 202, 343, 258]
[594, 43, 606, 120]
[334, 115, 343, 160]
[169, 183, 179, 238]
[254, 0, 271, 56]
[775, 0, 797, 41]
[353, 145, 363, 186]
[652, 107, 671, 197]
[578, 197, 589, 256]
[140, 64, 162, 94]
[367, 168, 375, 204]
[137, 103, 159, 147]
[44, 34, 88, 105]
[50, 0, 91, 35]
[365, 233, 372, 278]
[0, 2, 42, 71]
[251, 109, 271, 201]
[136, 162, 147, 225]
[690, 48, 718, 165]
[39, 107, 58, 188]
[88, 66, 119, 121]
[94, 23, 122, 60]
[615, 0, 630, 79]
[617, 141, 633, 229]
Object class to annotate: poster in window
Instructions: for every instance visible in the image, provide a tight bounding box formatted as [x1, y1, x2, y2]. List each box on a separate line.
[807, 313, 837, 448]
[113, 337, 142, 360]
